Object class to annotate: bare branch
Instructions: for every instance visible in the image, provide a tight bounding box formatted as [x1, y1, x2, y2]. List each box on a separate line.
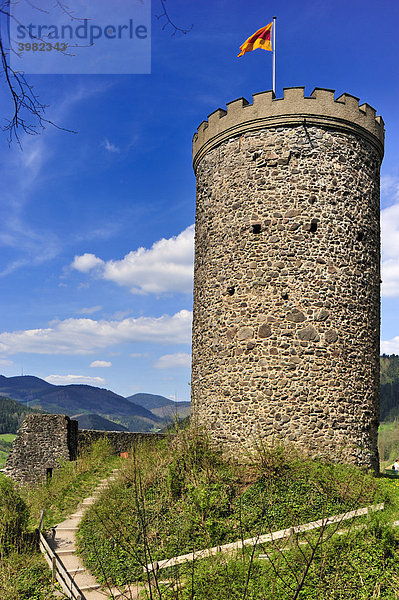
[156, 0, 192, 36]
[0, 1, 78, 145]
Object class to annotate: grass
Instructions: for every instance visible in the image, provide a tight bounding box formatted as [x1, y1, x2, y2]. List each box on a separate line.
[0, 451, 8, 468]
[24, 438, 122, 529]
[0, 433, 17, 443]
[157, 521, 399, 600]
[378, 420, 399, 469]
[0, 438, 123, 600]
[0, 433, 16, 468]
[1, 426, 399, 599]
[76, 428, 394, 597]
[0, 551, 59, 600]
[0, 468, 58, 600]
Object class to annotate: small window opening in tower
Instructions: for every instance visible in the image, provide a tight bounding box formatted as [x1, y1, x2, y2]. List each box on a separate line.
[357, 231, 364, 242]
[252, 223, 262, 234]
[227, 286, 235, 296]
[310, 219, 318, 233]
[46, 467, 53, 482]
[281, 291, 289, 300]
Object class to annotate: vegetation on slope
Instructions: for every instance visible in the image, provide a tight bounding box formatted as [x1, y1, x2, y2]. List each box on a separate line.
[0, 439, 122, 599]
[380, 354, 399, 421]
[378, 421, 399, 469]
[0, 433, 16, 467]
[0, 396, 39, 434]
[77, 429, 395, 598]
[158, 519, 399, 600]
[25, 438, 121, 529]
[0, 474, 57, 600]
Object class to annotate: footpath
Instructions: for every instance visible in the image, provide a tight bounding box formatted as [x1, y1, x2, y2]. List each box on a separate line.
[44, 468, 144, 600]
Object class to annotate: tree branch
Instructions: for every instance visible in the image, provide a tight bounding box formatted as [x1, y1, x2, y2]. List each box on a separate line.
[156, 0, 193, 36]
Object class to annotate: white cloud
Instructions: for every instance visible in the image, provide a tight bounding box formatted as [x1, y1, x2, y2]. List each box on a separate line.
[0, 359, 14, 367]
[45, 374, 106, 386]
[76, 305, 102, 315]
[72, 253, 104, 273]
[0, 310, 192, 355]
[130, 352, 149, 358]
[381, 175, 399, 206]
[90, 360, 112, 368]
[154, 352, 191, 369]
[381, 337, 399, 355]
[103, 138, 120, 153]
[71, 225, 194, 295]
[381, 200, 399, 297]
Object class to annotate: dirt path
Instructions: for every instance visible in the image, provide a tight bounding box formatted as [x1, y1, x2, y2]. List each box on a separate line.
[46, 468, 126, 600]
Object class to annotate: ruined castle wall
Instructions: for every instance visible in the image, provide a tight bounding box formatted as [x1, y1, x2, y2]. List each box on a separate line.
[191, 87, 384, 470]
[3, 414, 78, 485]
[3, 415, 168, 485]
[77, 430, 166, 454]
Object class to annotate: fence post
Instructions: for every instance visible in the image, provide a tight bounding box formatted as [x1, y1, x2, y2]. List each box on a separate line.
[288, 527, 295, 548]
[51, 556, 56, 584]
[38, 509, 45, 532]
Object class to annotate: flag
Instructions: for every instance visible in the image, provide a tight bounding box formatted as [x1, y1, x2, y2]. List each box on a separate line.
[238, 22, 273, 57]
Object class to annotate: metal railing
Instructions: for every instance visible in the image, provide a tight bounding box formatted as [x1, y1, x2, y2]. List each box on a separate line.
[38, 510, 83, 600]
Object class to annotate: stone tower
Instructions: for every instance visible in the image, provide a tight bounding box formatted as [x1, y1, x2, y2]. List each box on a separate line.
[191, 87, 384, 470]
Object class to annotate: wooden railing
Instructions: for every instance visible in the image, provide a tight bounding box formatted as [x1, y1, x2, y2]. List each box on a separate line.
[145, 502, 385, 573]
[38, 510, 83, 600]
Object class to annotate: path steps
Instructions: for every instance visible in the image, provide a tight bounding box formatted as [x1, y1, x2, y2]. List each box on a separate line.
[45, 469, 123, 600]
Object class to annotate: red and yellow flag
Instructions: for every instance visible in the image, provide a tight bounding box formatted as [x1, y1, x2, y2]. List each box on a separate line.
[238, 22, 273, 57]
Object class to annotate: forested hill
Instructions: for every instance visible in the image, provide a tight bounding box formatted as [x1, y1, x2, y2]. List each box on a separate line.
[0, 396, 39, 434]
[380, 354, 399, 421]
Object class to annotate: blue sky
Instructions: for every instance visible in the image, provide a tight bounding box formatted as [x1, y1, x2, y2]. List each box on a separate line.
[0, 0, 398, 401]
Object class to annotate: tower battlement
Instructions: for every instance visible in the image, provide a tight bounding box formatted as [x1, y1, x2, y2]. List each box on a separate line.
[193, 87, 384, 171]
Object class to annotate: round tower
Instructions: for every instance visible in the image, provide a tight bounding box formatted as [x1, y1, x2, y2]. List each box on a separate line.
[191, 87, 384, 470]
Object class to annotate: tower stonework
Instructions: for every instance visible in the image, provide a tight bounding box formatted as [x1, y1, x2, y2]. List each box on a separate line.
[191, 87, 384, 470]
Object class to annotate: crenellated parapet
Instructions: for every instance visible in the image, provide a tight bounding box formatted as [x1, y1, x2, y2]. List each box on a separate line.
[193, 87, 384, 171]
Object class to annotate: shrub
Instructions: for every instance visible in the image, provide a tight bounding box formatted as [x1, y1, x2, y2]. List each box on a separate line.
[77, 430, 383, 591]
[0, 552, 57, 600]
[0, 474, 29, 555]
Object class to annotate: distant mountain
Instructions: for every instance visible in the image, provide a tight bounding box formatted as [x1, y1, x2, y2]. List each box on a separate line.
[0, 375, 162, 432]
[71, 413, 128, 432]
[151, 403, 191, 419]
[0, 375, 52, 401]
[127, 393, 175, 410]
[0, 395, 40, 434]
[26, 384, 160, 420]
[128, 393, 191, 419]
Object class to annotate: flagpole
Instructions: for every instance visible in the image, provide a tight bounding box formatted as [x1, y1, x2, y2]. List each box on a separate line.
[272, 16, 276, 95]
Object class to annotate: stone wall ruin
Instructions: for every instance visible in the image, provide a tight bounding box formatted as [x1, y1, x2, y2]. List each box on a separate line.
[3, 414, 165, 485]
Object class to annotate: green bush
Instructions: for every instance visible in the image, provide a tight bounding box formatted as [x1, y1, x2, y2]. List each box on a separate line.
[0, 474, 29, 555]
[0, 552, 57, 600]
